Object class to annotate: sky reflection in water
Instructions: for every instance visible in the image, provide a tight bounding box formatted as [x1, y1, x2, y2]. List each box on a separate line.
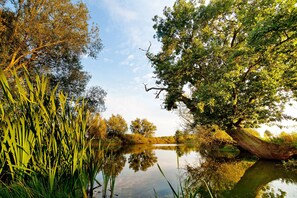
[94, 145, 297, 198]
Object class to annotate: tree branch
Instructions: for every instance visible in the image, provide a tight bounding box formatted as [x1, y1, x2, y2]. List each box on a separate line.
[143, 83, 167, 99]
[4, 39, 67, 72]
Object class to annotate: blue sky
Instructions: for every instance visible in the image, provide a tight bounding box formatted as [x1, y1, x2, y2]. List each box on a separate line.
[81, 0, 181, 136]
[81, 0, 297, 136]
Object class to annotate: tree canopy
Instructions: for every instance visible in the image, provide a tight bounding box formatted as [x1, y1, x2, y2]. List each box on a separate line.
[0, 0, 103, 100]
[147, 0, 297, 159]
[106, 114, 128, 136]
[147, 0, 297, 131]
[130, 118, 157, 137]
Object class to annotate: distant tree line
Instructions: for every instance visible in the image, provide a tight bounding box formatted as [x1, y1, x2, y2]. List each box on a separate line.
[87, 114, 157, 140]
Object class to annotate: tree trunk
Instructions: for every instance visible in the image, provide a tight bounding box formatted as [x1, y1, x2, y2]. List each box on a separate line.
[227, 127, 297, 160]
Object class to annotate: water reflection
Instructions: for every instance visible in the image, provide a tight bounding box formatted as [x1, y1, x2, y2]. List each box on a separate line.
[128, 150, 157, 172]
[185, 158, 297, 198]
[89, 144, 297, 198]
[225, 160, 297, 198]
[101, 150, 126, 198]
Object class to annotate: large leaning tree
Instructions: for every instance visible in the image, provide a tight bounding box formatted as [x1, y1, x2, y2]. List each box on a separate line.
[147, 0, 297, 160]
[0, 0, 103, 100]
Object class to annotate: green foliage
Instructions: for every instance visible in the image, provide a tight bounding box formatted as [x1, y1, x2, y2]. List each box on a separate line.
[148, 0, 297, 130]
[130, 118, 157, 137]
[282, 158, 297, 171]
[0, 71, 105, 196]
[264, 130, 274, 139]
[195, 125, 235, 146]
[119, 134, 149, 144]
[149, 136, 176, 144]
[106, 134, 176, 145]
[175, 130, 185, 143]
[84, 86, 107, 113]
[106, 114, 128, 136]
[0, 0, 105, 103]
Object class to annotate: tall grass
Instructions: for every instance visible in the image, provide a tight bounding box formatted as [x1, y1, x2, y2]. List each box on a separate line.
[0, 71, 104, 197]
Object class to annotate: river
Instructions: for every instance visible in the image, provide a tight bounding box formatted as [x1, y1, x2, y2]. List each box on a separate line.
[91, 144, 297, 198]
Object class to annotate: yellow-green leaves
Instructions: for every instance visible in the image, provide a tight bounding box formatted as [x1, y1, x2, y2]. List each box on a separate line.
[130, 118, 157, 138]
[0, 71, 91, 184]
[106, 114, 128, 136]
[149, 0, 297, 129]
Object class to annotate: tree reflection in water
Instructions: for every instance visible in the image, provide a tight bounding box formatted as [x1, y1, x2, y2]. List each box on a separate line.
[101, 151, 126, 198]
[93, 144, 297, 198]
[184, 158, 297, 198]
[128, 150, 157, 172]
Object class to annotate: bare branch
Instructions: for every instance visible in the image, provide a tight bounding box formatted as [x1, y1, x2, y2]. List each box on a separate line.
[139, 41, 152, 53]
[143, 83, 167, 99]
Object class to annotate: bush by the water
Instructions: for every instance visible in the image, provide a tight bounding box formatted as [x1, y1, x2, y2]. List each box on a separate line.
[264, 131, 297, 148]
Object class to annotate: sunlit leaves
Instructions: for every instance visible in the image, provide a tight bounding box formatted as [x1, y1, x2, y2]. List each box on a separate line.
[130, 118, 157, 137]
[0, 0, 104, 101]
[0, 71, 91, 184]
[106, 114, 128, 136]
[148, 0, 297, 129]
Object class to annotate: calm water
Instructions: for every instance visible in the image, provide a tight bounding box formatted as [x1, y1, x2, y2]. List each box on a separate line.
[92, 144, 297, 198]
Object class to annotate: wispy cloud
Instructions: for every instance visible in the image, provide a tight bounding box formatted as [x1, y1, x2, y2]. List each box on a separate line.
[99, 0, 175, 51]
[103, 57, 113, 63]
[84, 0, 180, 136]
[121, 54, 135, 66]
[102, 0, 138, 23]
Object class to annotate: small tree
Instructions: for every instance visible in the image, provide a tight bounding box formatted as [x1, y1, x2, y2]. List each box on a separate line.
[88, 113, 106, 139]
[174, 130, 184, 143]
[130, 118, 157, 137]
[106, 114, 128, 136]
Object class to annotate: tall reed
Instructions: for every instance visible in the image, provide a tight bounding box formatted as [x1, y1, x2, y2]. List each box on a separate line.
[0, 70, 104, 197]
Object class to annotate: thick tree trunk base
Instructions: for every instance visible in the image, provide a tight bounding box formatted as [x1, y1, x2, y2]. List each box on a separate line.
[228, 127, 297, 160]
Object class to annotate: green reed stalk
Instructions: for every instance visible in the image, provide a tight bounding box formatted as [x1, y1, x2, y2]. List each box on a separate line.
[0, 70, 105, 196]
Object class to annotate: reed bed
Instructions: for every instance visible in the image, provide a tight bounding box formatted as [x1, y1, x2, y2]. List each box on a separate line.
[0, 71, 105, 197]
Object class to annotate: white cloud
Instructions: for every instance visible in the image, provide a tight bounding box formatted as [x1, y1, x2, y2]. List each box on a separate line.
[132, 66, 140, 73]
[102, 0, 138, 23]
[98, 0, 175, 52]
[85, 0, 180, 136]
[103, 57, 113, 63]
[127, 54, 134, 60]
[121, 54, 135, 66]
[142, 73, 154, 81]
